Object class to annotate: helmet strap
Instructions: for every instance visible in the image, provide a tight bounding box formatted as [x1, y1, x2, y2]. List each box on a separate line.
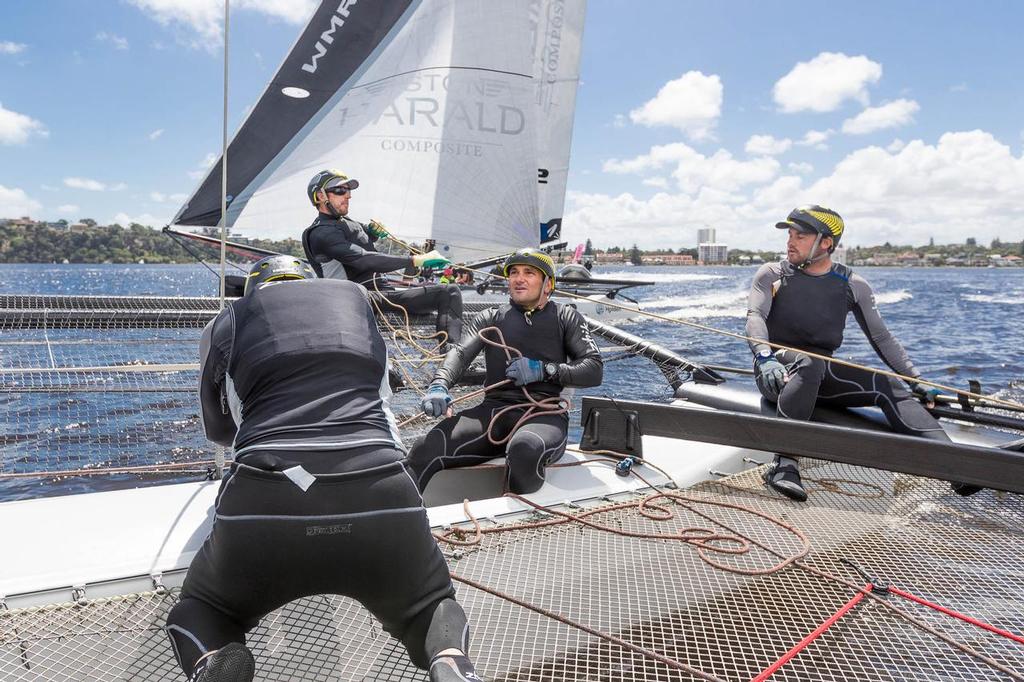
[796, 233, 829, 270]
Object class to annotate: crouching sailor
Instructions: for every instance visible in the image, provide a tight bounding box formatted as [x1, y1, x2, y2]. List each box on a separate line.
[301, 169, 464, 348]
[406, 248, 603, 495]
[165, 256, 479, 682]
[746, 205, 980, 502]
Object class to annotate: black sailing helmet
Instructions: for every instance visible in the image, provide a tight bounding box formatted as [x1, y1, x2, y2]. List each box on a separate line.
[306, 169, 359, 207]
[775, 205, 845, 252]
[244, 255, 317, 295]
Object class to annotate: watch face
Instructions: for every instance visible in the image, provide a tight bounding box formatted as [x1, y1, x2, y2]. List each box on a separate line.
[545, 363, 557, 377]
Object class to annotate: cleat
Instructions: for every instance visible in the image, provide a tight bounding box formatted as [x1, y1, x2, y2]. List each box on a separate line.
[763, 456, 808, 502]
[429, 653, 482, 682]
[190, 643, 255, 682]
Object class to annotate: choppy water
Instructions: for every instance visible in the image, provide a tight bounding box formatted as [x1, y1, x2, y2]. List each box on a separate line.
[1, 263, 1022, 500]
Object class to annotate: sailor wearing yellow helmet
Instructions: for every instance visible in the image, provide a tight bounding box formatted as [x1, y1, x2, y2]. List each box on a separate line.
[405, 248, 603, 495]
[746, 205, 980, 501]
[301, 169, 464, 348]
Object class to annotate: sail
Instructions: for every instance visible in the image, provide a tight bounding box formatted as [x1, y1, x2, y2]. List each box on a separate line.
[531, 0, 586, 244]
[172, 0, 578, 263]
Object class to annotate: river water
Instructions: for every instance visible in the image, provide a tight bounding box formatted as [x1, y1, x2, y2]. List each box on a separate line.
[1, 263, 1021, 501]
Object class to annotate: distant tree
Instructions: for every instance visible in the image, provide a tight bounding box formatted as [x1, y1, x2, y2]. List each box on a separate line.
[991, 237, 1002, 249]
[1019, 241, 1024, 256]
[966, 237, 977, 247]
[928, 237, 934, 247]
[584, 238, 594, 255]
[79, 218, 97, 227]
[628, 243, 643, 266]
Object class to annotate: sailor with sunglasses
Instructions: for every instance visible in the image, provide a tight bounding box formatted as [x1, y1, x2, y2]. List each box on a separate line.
[302, 170, 465, 348]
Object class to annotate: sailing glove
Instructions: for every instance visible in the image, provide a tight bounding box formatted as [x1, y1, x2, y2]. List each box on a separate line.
[366, 220, 389, 240]
[413, 250, 451, 270]
[421, 384, 453, 418]
[506, 357, 544, 386]
[755, 354, 787, 397]
[911, 383, 942, 407]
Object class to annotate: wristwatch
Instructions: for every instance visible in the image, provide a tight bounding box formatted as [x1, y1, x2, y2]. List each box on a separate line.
[544, 362, 559, 381]
[754, 350, 774, 365]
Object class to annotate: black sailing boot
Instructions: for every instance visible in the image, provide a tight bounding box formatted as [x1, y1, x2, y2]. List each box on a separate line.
[429, 653, 483, 682]
[763, 455, 808, 502]
[190, 643, 255, 682]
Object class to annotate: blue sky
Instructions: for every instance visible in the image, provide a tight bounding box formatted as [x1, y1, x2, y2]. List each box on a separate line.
[2, 0, 1022, 250]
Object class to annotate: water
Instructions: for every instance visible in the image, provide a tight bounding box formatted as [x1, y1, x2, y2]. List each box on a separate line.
[1, 263, 1022, 501]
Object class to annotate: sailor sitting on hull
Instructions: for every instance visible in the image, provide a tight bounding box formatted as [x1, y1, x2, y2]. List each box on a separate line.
[406, 248, 603, 495]
[746, 205, 981, 502]
[164, 256, 479, 682]
[301, 169, 464, 348]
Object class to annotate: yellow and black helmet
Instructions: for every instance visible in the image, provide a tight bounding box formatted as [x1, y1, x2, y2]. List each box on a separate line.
[503, 248, 556, 284]
[244, 255, 316, 295]
[776, 205, 844, 251]
[307, 169, 359, 207]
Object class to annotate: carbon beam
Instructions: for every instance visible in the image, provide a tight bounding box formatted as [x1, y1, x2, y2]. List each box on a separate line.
[581, 397, 1024, 495]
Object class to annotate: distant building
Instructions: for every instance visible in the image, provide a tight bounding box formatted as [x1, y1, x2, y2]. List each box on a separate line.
[9, 216, 36, 229]
[595, 252, 625, 263]
[832, 245, 847, 265]
[641, 254, 694, 265]
[697, 227, 716, 245]
[699, 243, 728, 264]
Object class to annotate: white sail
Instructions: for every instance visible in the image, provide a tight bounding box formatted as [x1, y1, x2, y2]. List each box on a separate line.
[173, 0, 587, 263]
[531, 0, 586, 244]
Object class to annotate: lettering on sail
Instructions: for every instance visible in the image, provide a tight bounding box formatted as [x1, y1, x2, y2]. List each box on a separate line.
[302, 0, 358, 75]
[334, 72, 529, 157]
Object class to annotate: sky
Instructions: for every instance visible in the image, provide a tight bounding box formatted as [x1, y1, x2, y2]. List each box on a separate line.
[1, 0, 1023, 250]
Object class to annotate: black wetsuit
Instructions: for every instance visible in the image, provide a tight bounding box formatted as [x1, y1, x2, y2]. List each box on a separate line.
[302, 213, 463, 344]
[745, 260, 947, 443]
[406, 301, 603, 494]
[165, 279, 467, 677]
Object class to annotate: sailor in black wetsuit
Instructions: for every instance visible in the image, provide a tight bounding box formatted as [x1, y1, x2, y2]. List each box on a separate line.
[746, 205, 980, 502]
[301, 169, 464, 347]
[406, 248, 603, 495]
[164, 256, 479, 682]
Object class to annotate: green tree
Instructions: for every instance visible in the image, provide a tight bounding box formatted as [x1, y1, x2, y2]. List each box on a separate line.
[966, 237, 977, 247]
[584, 238, 594, 255]
[628, 244, 643, 266]
[79, 218, 97, 227]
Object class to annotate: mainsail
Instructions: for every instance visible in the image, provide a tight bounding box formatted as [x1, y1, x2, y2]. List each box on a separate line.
[172, 0, 587, 263]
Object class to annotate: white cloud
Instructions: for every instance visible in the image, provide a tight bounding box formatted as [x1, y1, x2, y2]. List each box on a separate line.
[0, 184, 42, 216]
[774, 52, 882, 113]
[0, 102, 48, 145]
[188, 152, 218, 179]
[567, 130, 1024, 250]
[95, 31, 129, 50]
[842, 99, 920, 135]
[887, 139, 906, 153]
[787, 162, 814, 175]
[126, 0, 315, 46]
[745, 134, 792, 156]
[642, 177, 669, 189]
[949, 82, 968, 93]
[150, 191, 167, 202]
[612, 114, 626, 128]
[629, 71, 723, 141]
[148, 128, 165, 140]
[64, 177, 125, 192]
[113, 211, 165, 227]
[0, 41, 27, 55]
[604, 142, 780, 195]
[56, 204, 80, 214]
[796, 129, 833, 150]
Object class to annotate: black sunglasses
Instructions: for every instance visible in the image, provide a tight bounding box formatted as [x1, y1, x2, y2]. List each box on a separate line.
[325, 186, 350, 196]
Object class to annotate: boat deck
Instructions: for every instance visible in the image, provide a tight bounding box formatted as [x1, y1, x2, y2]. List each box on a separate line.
[3, 458, 1022, 681]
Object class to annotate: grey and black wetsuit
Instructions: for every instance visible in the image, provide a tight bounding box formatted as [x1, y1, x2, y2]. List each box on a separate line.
[745, 260, 947, 441]
[405, 301, 603, 494]
[302, 213, 463, 344]
[165, 279, 468, 677]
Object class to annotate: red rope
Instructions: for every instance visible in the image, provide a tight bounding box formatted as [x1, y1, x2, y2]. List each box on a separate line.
[750, 584, 873, 682]
[888, 586, 1024, 646]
